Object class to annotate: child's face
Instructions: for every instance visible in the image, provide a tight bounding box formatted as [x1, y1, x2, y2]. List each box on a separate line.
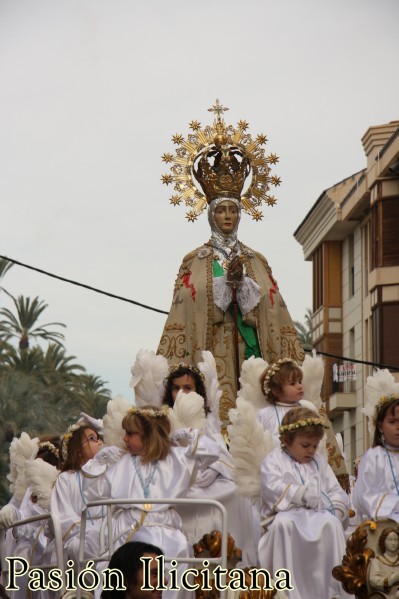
[171, 374, 197, 403]
[285, 433, 320, 463]
[379, 405, 399, 448]
[124, 430, 145, 455]
[275, 376, 303, 405]
[80, 428, 103, 463]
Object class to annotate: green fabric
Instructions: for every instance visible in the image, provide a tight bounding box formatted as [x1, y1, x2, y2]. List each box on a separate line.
[213, 259, 261, 359]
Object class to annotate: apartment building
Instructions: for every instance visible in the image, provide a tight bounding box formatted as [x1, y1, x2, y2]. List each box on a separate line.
[294, 121, 399, 470]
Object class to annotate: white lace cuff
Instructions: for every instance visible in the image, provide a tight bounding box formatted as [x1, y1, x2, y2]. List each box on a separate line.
[237, 276, 261, 315]
[213, 275, 232, 312]
[213, 275, 261, 315]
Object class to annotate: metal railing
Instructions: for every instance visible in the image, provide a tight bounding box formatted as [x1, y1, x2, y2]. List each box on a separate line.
[0, 511, 65, 589]
[77, 497, 228, 599]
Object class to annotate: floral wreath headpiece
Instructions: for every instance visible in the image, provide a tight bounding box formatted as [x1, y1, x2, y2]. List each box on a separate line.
[262, 358, 298, 397]
[362, 369, 399, 440]
[38, 441, 59, 459]
[168, 362, 205, 383]
[279, 418, 329, 434]
[128, 405, 170, 418]
[161, 99, 281, 222]
[60, 421, 87, 462]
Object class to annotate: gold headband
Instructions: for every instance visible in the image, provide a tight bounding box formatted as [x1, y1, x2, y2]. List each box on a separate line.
[262, 358, 298, 397]
[61, 422, 87, 462]
[168, 362, 205, 383]
[38, 441, 59, 459]
[375, 394, 399, 414]
[128, 405, 170, 418]
[279, 417, 329, 434]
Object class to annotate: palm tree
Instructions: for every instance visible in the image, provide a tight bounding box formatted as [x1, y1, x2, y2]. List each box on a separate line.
[74, 374, 111, 418]
[294, 308, 313, 351]
[0, 291, 65, 350]
[0, 258, 12, 285]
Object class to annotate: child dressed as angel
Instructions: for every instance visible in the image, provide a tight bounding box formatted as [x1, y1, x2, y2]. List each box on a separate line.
[258, 406, 350, 599]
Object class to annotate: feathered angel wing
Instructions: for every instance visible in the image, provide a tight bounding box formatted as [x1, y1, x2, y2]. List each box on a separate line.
[130, 348, 169, 408]
[227, 397, 274, 499]
[103, 395, 131, 449]
[363, 368, 399, 438]
[167, 390, 207, 433]
[197, 350, 222, 434]
[301, 350, 324, 411]
[7, 432, 39, 502]
[237, 355, 269, 411]
[25, 459, 59, 510]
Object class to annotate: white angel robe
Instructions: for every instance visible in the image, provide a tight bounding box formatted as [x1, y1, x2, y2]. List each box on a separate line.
[84, 430, 220, 599]
[177, 431, 260, 566]
[256, 402, 293, 446]
[7, 487, 49, 599]
[258, 448, 350, 599]
[352, 446, 399, 522]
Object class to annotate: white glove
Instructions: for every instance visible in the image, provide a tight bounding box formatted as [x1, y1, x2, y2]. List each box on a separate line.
[194, 468, 219, 488]
[94, 445, 123, 466]
[172, 428, 194, 446]
[0, 504, 18, 530]
[78, 413, 104, 435]
[303, 482, 320, 509]
[291, 485, 306, 507]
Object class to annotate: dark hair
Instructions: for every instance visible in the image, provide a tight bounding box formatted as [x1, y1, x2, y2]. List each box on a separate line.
[60, 426, 99, 472]
[279, 406, 325, 447]
[37, 434, 62, 468]
[260, 361, 303, 404]
[372, 397, 399, 447]
[163, 365, 210, 414]
[378, 527, 399, 554]
[101, 541, 163, 599]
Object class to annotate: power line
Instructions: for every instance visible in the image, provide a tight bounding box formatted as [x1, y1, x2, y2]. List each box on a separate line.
[0, 254, 169, 315]
[2, 254, 399, 371]
[306, 349, 399, 372]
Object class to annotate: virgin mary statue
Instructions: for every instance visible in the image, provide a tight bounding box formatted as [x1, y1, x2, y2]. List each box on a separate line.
[158, 100, 304, 423]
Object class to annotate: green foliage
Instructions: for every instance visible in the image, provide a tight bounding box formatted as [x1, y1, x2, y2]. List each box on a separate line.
[0, 274, 112, 506]
[294, 307, 313, 352]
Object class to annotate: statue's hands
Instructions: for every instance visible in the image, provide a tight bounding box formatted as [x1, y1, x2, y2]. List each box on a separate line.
[226, 255, 243, 285]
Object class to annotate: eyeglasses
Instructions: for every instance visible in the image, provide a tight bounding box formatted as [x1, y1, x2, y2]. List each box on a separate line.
[81, 434, 101, 445]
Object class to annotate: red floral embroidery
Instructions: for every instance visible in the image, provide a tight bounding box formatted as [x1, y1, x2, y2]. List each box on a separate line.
[268, 274, 279, 306]
[181, 271, 196, 301]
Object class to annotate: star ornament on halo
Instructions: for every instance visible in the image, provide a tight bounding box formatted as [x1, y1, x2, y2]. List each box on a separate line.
[161, 174, 173, 185]
[266, 195, 277, 206]
[185, 210, 198, 222]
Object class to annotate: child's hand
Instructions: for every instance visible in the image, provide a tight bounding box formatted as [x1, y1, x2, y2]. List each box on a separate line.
[194, 467, 219, 488]
[172, 428, 194, 446]
[303, 484, 320, 509]
[0, 504, 18, 529]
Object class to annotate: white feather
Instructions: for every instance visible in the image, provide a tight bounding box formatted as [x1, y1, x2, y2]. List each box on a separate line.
[7, 433, 39, 501]
[197, 351, 222, 432]
[237, 355, 269, 411]
[363, 369, 399, 438]
[103, 395, 131, 449]
[301, 350, 324, 411]
[227, 397, 273, 499]
[25, 459, 59, 510]
[168, 391, 206, 433]
[130, 349, 169, 408]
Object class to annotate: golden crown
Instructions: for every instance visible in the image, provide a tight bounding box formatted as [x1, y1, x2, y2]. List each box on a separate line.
[161, 99, 281, 222]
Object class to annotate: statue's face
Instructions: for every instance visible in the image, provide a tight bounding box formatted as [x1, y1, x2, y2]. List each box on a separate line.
[213, 200, 239, 234]
[385, 531, 399, 553]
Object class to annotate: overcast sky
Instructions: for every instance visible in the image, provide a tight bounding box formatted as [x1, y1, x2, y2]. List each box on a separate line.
[0, 0, 398, 402]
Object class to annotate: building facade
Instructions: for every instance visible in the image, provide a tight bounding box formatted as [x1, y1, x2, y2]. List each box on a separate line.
[294, 121, 399, 470]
